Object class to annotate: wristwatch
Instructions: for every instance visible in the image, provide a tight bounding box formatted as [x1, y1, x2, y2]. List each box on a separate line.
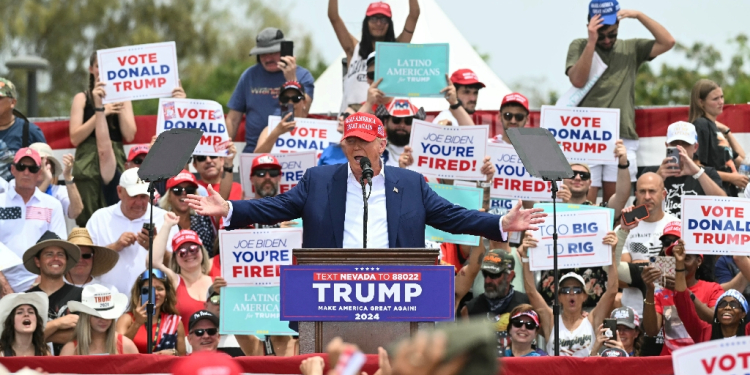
[725, 129, 731, 135]
[95, 107, 105, 112]
[223, 165, 234, 173]
[692, 167, 705, 180]
[618, 160, 630, 169]
[477, 181, 491, 188]
[65, 177, 75, 185]
[450, 99, 463, 110]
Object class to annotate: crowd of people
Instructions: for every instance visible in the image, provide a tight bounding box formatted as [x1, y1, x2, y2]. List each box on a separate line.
[0, 0, 748, 370]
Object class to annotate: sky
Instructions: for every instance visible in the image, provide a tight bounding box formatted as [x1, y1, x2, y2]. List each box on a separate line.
[259, 0, 750, 100]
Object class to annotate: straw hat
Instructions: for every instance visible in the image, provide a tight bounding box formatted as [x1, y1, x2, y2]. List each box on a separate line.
[68, 284, 129, 320]
[29, 142, 62, 178]
[67, 228, 119, 276]
[0, 292, 48, 339]
[23, 231, 80, 275]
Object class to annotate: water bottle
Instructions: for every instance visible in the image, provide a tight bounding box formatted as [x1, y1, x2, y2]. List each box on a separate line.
[740, 164, 750, 197]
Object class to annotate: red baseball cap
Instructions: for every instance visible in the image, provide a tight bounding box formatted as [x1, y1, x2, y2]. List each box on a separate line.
[172, 229, 203, 251]
[511, 310, 540, 326]
[385, 98, 419, 117]
[343, 113, 385, 142]
[251, 154, 282, 175]
[450, 69, 485, 88]
[279, 81, 304, 96]
[166, 170, 198, 190]
[13, 147, 41, 166]
[501, 93, 530, 112]
[366, 2, 392, 17]
[171, 351, 242, 375]
[660, 221, 681, 241]
[127, 144, 150, 162]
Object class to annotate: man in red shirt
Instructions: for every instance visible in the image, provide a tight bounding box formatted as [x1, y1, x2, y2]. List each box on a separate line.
[192, 142, 242, 201]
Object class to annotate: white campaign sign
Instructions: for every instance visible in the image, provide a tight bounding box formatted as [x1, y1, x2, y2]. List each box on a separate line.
[682, 196, 750, 255]
[267, 116, 341, 159]
[219, 228, 301, 286]
[529, 210, 612, 271]
[97, 42, 179, 104]
[672, 336, 750, 375]
[239, 151, 316, 199]
[486, 142, 557, 201]
[409, 120, 488, 180]
[540, 106, 620, 165]
[156, 98, 229, 156]
[555, 52, 608, 107]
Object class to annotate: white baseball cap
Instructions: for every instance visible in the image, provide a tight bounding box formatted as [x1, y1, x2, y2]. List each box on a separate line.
[666, 121, 698, 145]
[119, 168, 149, 197]
[68, 284, 129, 320]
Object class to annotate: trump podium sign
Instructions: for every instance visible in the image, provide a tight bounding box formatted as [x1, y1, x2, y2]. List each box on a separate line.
[280, 265, 454, 322]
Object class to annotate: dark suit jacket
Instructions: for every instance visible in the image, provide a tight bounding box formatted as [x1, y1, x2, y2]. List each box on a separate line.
[229, 164, 503, 247]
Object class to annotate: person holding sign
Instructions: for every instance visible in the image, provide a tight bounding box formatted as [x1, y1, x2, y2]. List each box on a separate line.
[328, 0, 420, 111]
[671, 240, 750, 342]
[433, 69, 485, 126]
[360, 52, 394, 114]
[489, 93, 529, 145]
[374, 98, 426, 168]
[186, 113, 547, 248]
[518, 231, 619, 357]
[254, 81, 308, 153]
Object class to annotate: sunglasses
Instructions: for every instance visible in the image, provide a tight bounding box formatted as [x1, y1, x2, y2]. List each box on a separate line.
[559, 286, 584, 295]
[718, 299, 742, 311]
[14, 163, 40, 173]
[598, 32, 618, 41]
[177, 244, 200, 258]
[340, 112, 351, 121]
[131, 158, 144, 165]
[502, 112, 526, 122]
[171, 186, 197, 196]
[280, 95, 304, 104]
[193, 155, 219, 163]
[368, 15, 389, 24]
[191, 328, 218, 337]
[391, 117, 413, 126]
[80, 253, 94, 260]
[209, 295, 220, 305]
[367, 71, 375, 81]
[253, 169, 281, 178]
[140, 268, 166, 281]
[482, 270, 504, 280]
[571, 170, 591, 181]
[510, 319, 538, 330]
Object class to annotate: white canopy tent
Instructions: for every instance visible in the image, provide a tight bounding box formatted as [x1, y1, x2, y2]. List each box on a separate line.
[309, 0, 512, 115]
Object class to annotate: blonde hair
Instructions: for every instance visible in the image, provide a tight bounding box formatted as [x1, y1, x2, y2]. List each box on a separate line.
[158, 191, 195, 215]
[688, 79, 720, 123]
[169, 245, 210, 275]
[570, 163, 591, 173]
[73, 313, 118, 355]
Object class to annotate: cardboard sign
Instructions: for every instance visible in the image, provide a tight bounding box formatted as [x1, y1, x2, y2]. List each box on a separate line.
[219, 228, 301, 286]
[425, 183, 483, 246]
[409, 120, 488, 180]
[280, 265, 455, 322]
[540, 106, 620, 165]
[97, 42, 179, 103]
[672, 336, 750, 375]
[219, 286, 296, 336]
[682, 196, 750, 255]
[529, 205, 612, 271]
[156, 98, 229, 156]
[486, 142, 557, 201]
[374, 42, 449, 97]
[266, 116, 341, 159]
[239, 151, 316, 199]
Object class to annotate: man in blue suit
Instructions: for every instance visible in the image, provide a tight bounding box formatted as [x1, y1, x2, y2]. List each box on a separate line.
[187, 113, 546, 247]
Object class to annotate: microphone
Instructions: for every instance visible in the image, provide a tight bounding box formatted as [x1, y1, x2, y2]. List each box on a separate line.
[359, 157, 374, 187]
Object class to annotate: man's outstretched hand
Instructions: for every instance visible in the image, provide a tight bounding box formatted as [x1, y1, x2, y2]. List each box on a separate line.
[500, 199, 547, 232]
[185, 185, 229, 217]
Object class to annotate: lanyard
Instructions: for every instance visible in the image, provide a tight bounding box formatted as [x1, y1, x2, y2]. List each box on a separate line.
[152, 313, 162, 352]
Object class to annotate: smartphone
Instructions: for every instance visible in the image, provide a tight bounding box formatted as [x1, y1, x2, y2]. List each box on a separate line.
[509, 230, 525, 249]
[281, 103, 294, 122]
[140, 287, 156, 315]
[666, 147, 681, 170]
[280, 41, 294, 58]
[622, 205, 649, 226]
[332, 346, 366, 375]
[603, 318, 618, 342]
[651, 256, 675, 286]
[143, 223, 154, 234]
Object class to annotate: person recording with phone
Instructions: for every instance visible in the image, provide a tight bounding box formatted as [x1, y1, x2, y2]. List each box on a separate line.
[116, 269, 185, 355]
[645, 121, 725, 220]
[590, 307, 642, 356]
[254, 81, 309, 153]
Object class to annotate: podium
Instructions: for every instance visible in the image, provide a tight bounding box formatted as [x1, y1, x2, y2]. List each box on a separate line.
[293, 248, 440, 354]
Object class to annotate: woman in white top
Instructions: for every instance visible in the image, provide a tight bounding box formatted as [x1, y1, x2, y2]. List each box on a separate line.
[328, 0, 420, 111]
[517, 231, 619, 357]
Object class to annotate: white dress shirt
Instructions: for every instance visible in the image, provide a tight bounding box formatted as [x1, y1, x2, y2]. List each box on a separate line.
[0, 184, 66, 292]
[86, 202, 166, 295]
[343, 164, 389, 248]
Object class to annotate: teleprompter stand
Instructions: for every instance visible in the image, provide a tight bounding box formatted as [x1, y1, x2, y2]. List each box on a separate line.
[137, 128, 202, 353]
[506, 127, 573, 356]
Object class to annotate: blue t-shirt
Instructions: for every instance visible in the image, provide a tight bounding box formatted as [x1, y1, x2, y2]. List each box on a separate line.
[318, 144, 347, 166]
[228, 64, 314, 153]
[715, 256, 737, 284]
[0, 117, 46, 181]
[504, 348, 543, 357]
